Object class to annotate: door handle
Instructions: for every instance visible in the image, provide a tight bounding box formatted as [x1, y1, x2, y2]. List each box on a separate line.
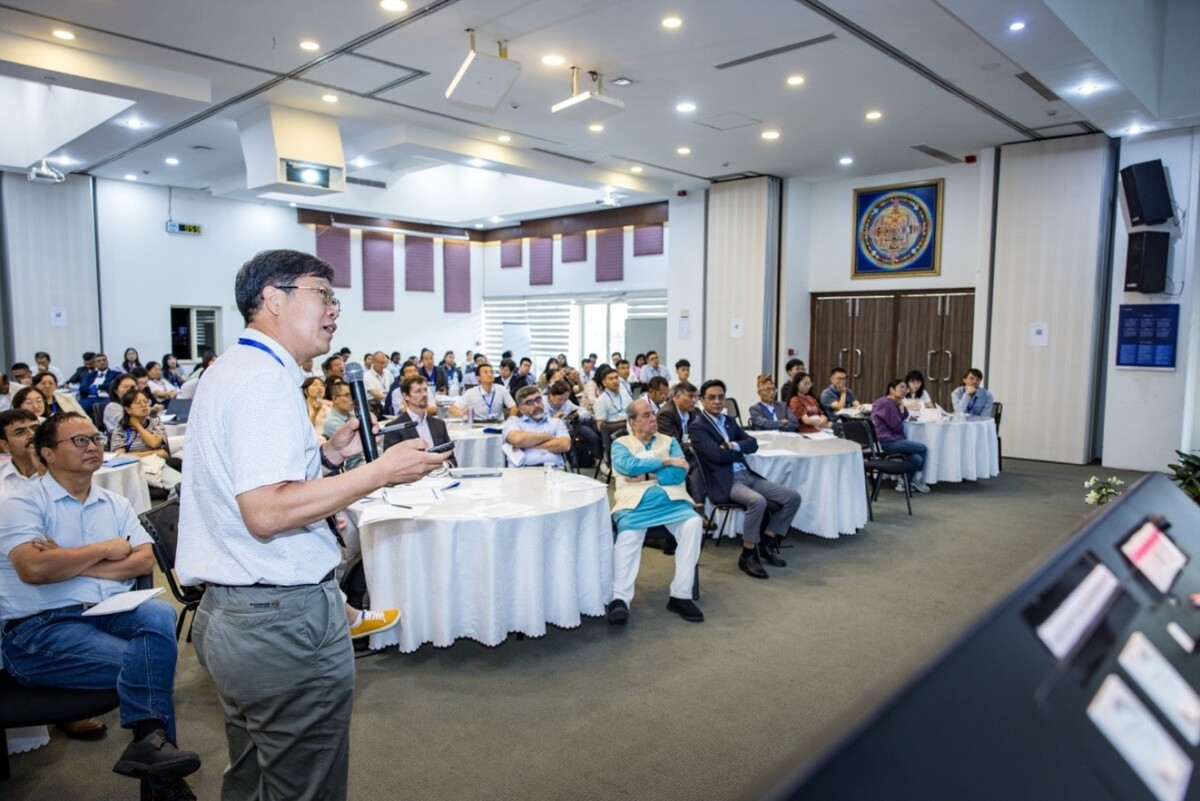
[854, 348, 863, 379]
[943, 350, 952, 382]
[839, 347, 849, 369]
[926, 350, 936, 379]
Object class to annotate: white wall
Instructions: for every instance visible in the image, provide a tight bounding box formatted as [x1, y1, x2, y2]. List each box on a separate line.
[666, 191, 707, 378]
[94, 179, 482, 364]
[1101, 126, 1200, 471]
[480, 228, 668, 298]
[779, 179, 811, 375]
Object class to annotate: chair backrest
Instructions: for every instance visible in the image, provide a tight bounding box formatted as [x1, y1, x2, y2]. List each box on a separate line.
[992, 401, 1003, 433]
[89, 402, 107, 433]
[139, 498, 181, 567]
[599, 419, 628, 463]
[838, 417, 885, 457]
[724, 397, 742, 424]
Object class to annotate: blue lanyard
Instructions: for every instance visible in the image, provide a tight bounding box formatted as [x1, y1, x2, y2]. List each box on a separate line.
[125, 428, 136, 451]
[237, 337, 285, 367]
[482, 388, 496, 415]
[760, 402, 776, 420]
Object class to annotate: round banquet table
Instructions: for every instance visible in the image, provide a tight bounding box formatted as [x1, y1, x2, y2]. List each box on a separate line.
[446, 423, 505, 468]
[902, 416, 999, 484]
[349, 469, 613, 653]
[731, 432, 868, 539]
[95, 458, 152, 515]
[164, 422, 188, 460]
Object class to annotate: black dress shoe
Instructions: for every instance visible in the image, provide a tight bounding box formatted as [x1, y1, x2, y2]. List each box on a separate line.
[759, 542, 787, 567]
[152, 779, 197, 801]
[606, 599, 629, 625]
[666, 597, 704, 622]
[738, 553, 769, 579]
[112, 729, 201, 781]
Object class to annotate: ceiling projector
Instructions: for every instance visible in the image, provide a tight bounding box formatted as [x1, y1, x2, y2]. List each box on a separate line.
[28, 159, 66, 184]
[551, 69, 625, 121]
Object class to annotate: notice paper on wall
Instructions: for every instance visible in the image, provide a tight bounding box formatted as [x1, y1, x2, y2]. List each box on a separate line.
[1121, 521, 1186, 594]
[1088, 674, 1192, 801]
[1034, 562, 1119, 660]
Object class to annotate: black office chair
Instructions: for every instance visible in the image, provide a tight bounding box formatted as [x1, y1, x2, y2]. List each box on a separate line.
[596, 420, 628, 485]
[724, 397, 742, 425]
[139, 499, 204, 642]
[992, 401, 1004, 472]
[89, 402, 108, 433]
[693, 460, 747, 545]
[837, 418, 915, 517]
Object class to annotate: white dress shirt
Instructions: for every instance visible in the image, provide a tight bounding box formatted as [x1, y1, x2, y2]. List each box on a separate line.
[453, 384, 514, 421]
[501, 415, 568, 467]
[0, 460, 38, 499]
[363, 367, 389, 400]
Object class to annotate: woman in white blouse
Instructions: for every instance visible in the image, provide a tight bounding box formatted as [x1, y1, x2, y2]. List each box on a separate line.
[903, 370, 935, 412]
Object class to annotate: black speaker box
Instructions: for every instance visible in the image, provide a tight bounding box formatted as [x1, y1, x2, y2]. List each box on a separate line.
[1124, 230, 1169, 293]
[1120, 159, 1173, 226]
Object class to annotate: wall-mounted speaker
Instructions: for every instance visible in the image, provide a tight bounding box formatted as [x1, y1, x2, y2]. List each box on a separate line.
[1120, 160, 1173, 226]
[1124, 231, 1169, 293]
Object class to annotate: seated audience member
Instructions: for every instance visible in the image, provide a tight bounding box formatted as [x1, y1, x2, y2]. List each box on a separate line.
[110, 390, 176, 471]
[692, 379, 800, 579]
[615, 359, 634, 396]
[656, 381, 704, 505]
[417, 348, 448, 393]
[364, 351, 390, 405]
[161, 354, 185, 389]
[145, 361, 179, 402]
[538, 358, 562, 390]
[382, 375, 453, 464]
[33, 371, 86, 417]
[611, 351, 623, 366]
[387, 352, 404, 379]
[593, 366, 634, 424]
[13, 386, 47, 421]
[502, 386, 571, 468]
[121, 348, 143, 373]
[130, 366, 151, 392]
[440, 351, 462, 392]
[630, 353, 646, 384]
[323, 380, 356, 440]
[579, 357, 596, 386]
[643, 376, 671, 415]
[546, 378, 600, 465]
[0, 413, 200, 797]
[301, 377, 329, 434]
[498, 358, 529, 394]
[904, 370, 935, 412]
[462, 353, 486, 388]
[66, 352, 97, 387]
[34, 351, 65, 384]
[671, 359, 691, 389]
[322, 354, 345, 383]
[450, 364, 514, 422]
[0, 409, 42, 494]
[779, 358, 805, 403]
[871, 379, 931, 493]
[9, 362, 34, 387]
[104, 374, 139, 433]
[79, 354, 120, 412]
[607, 397, 704, 625]
[191, 350, 216, 378]
[819, 367, 859, 420]
[748, 374, 799, 432]
[784, 372, 831, 433]
[0, 371, 12, 412]
[641, 351, 669, 382]
[951, 368, 994, 417]
[578, 365, 606, 414]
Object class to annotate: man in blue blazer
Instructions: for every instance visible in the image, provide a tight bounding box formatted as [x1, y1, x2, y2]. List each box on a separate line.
[78, 352, 124, 413]
[690, 379, 801, 579]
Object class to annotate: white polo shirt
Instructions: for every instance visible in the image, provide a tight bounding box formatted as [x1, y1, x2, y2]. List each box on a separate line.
[176, 328, 340, 587]
[453, 384, 514, 421]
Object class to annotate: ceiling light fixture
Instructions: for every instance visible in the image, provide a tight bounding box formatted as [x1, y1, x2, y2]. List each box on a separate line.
[630, 166, 643, 173]
[52, 155, 73, 166]
[124, 118, 146, 129]
[300, 40, 320, 51]
[467, 158, 488, 168]
[164, 157, 179, 166]
[490, 216, 502, 223]
[353, 156, 368, 168]
[865, 110, 882, 120]
[676, 146, 691, 155]
[676, 102, 696, 113]
[588, 123, 604, 132]
[761, 130, 780, 140]
[52, 30, 75, 40]
[289, 202, 298, 207]
[124, 174, 138, 181]
[475, 223, 484, 229]
[541, 54, 565, 66]
[497, 134, 511, 143]
[552, 67, 625, 120]
[1009, 21, 1025, 31]
[786, 75, 805, 86]
[1126, 125, 1145, 135]
[1077, 84, 1100, 95]
[662, 16, 682, 29]
[322, 93, 338, 103]
[380, 0, 408, 10]
[839, 157, 853, 165]
[611, 77, 633, 87]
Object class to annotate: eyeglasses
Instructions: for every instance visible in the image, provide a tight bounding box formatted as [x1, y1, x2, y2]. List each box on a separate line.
[57, 434, 106, 449]
[274, 284, 341, 312]
[521, 397, 544, 406]
[704, 393, 725, 401]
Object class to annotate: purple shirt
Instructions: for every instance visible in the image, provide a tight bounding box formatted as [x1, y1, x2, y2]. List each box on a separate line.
[870, 397, 907, 442]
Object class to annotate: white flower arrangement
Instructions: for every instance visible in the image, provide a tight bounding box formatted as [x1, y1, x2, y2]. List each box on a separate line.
[1084, 476, 1124, 506]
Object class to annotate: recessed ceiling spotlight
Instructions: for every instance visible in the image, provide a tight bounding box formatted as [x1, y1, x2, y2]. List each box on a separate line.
[630, 166, 643, 174]
[322, 93, 338, 103]
[475, 223, 484, 229]
[865, 110, 882, 120]
[1009, 21, 1025, 31]
[611, 77, 633, 87]
[379, 0, 408, 10]
[839, 157, 853, 165]
[662, 16, 682, 29]
[300, 40, 320, 51]
[1077, 84, 1100, 95]
[52, 29, 75, 40]
[676, 146, 691, 155]
[761, 130, 780, 140]
[52, 155, 72, 166]
[588, 123, 605, 132]
[676, 102, 696, 113]
[124, 174, 138, 181]
[1126, 125, 1146, 135]
[497, 134, 512, 143]
[124, 118, 146, 129]
[164, 157, 179, 166]
[467, 158, 488, 168]
[786, 75, 805, 86]
[490, 216, 502, 223]
[353, 156, 368, 168]
[541, 54, 565, 66]
[289, 202, 298, 207]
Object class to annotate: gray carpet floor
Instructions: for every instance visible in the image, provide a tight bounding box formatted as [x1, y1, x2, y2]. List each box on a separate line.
[5, 459, 1149, 800]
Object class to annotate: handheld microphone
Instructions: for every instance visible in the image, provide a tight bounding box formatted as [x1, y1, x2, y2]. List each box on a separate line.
[342, 362, 379, 462]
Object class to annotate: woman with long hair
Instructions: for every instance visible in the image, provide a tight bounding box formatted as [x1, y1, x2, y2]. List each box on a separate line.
[904, 369, 935, 411]
[783, 372, 830, 433]
[121, 347, 143, 373]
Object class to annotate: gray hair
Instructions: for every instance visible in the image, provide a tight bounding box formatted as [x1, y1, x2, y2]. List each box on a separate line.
[671, 381, 697, 398]
[625, 397, 652, 419]
[514, 385, 542, 404]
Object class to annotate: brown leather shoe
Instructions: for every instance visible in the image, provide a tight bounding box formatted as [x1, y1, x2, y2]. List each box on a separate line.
[57, 717, 108, 739]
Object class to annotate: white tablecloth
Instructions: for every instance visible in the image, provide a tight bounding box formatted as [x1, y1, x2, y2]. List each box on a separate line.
[903, 417, 999, 484]
[728, 432, 868, 539]
[446, 424, 505, 468]
[95, 459, 152, 515]
[349, 469, 613, 653]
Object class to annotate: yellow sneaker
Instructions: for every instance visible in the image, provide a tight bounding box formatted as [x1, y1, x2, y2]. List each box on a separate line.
[349, 608, 400, 639]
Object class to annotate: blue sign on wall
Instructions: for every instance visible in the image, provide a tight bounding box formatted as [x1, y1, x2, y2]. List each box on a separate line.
[1116, 304, 1179, 369]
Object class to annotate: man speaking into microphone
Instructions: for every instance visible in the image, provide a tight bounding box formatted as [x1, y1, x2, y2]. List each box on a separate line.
[176, 250, 449, 800]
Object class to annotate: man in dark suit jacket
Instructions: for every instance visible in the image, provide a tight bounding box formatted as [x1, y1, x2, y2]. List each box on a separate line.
[499, 359, 532, 394]
[690, 379, 800, 580]
[416, 349, 448, 394]
[78, 353, 124, 412]
[381, 374, 456, 468]
[656, 381, 702, 504]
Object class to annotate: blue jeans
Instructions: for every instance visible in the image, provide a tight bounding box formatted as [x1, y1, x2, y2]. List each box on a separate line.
[1, 599, 179, 739]
[880, 439, 927, 474]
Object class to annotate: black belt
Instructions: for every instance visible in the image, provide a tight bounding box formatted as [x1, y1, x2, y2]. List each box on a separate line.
[4, 604, 93, 634]
[207, 569, 337, 590]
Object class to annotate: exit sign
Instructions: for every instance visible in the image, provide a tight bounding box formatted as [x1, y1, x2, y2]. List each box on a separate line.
[165, 220, 202, 236]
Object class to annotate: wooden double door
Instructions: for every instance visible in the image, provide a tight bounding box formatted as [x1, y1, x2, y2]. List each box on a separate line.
[810, 291, 974, 409]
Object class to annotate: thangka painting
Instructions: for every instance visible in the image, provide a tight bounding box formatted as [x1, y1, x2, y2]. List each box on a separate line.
[852, 179, 943, 278]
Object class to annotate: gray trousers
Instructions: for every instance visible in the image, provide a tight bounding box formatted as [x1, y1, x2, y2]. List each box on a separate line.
[193, 579, 355, 801]
[730, 471, 802, 543]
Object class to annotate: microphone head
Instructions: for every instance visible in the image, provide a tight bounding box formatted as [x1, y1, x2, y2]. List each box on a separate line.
[344, 362, 365, 383]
